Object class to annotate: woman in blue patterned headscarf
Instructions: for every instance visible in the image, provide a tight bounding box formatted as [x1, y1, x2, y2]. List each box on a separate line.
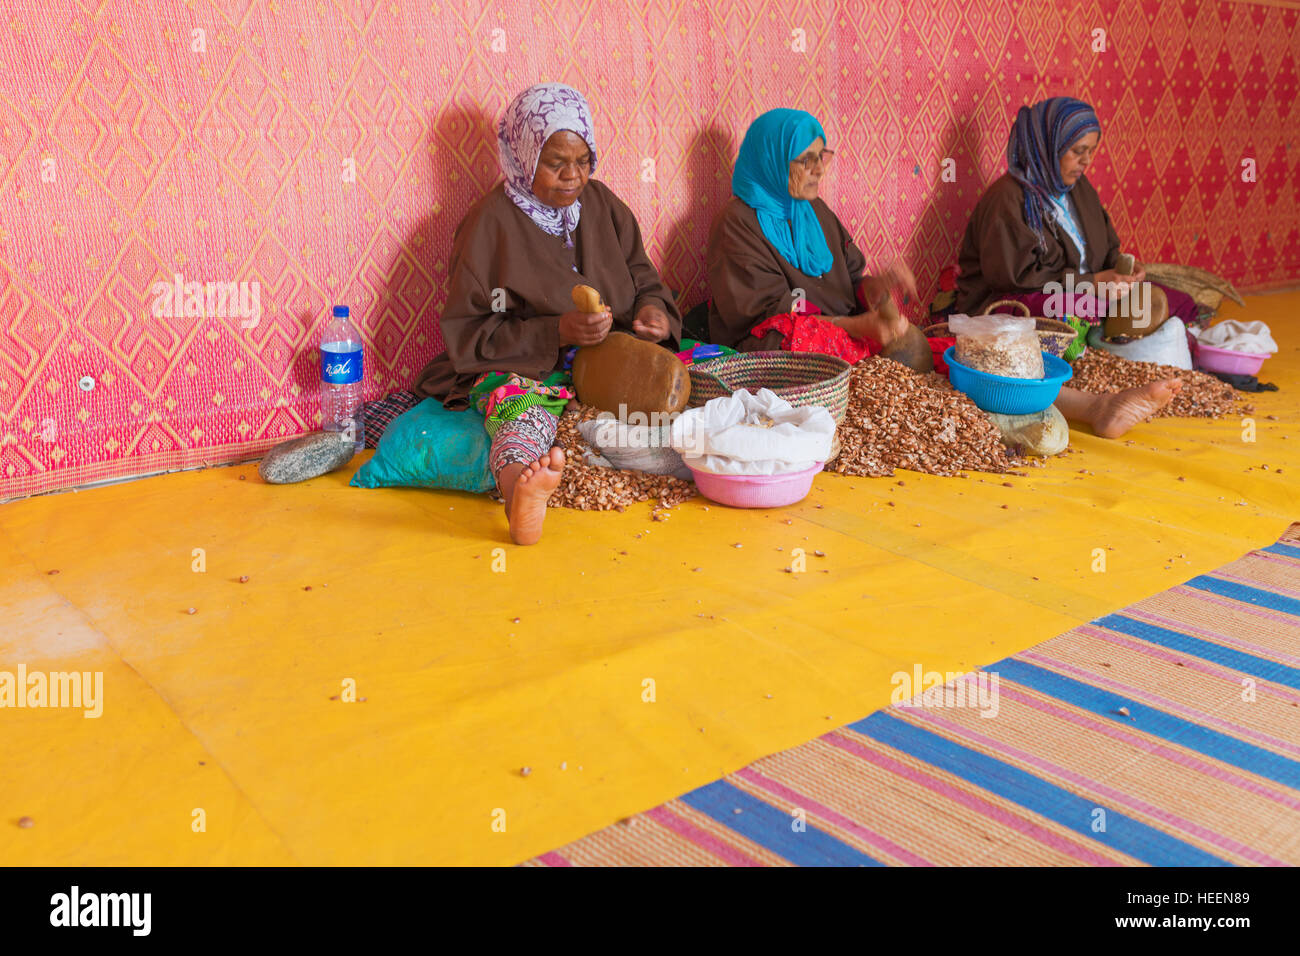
[955, 95, 1201, 328]
[1006, 97, 1102, 253]
[954, 96, 1197, 438]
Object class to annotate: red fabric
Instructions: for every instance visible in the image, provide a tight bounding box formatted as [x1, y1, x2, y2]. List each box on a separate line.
[752, 306, 880, 365]
[928, 336, 956, 376]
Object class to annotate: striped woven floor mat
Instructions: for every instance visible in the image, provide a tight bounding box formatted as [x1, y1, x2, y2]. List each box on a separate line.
[526, 523, 1300, 866]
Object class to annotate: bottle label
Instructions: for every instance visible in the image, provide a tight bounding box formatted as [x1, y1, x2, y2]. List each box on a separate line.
[321, 346, 363, 385]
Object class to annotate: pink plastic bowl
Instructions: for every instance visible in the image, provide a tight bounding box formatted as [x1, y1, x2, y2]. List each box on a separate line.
[1195, 342, 1270, 376]
[689, 462, 824, 508]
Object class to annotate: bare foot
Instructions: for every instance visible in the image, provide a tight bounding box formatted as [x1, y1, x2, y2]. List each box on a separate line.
[1092, 378, 1182, 439]
[507, 447, 565, 546]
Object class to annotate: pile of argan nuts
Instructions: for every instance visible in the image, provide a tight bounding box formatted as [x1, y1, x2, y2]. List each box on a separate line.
[1070, 350, 1250, 419]
[536, 346, 1248, 510]
[830, 358, 1024, 477]
[548, 403, 696, 512]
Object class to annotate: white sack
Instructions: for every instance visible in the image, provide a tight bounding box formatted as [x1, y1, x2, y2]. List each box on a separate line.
[1087, 316, 1192, 369]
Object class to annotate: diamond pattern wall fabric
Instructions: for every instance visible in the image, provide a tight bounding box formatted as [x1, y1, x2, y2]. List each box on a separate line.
[1, 0, 1296, 497]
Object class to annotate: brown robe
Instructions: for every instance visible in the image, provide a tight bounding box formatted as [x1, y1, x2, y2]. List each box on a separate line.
[413, 179, 682, 408]
[954, 172, 1122, 314]
[706, 196, 867, 350]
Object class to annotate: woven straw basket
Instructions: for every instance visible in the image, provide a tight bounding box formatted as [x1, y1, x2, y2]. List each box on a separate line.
[687, 351, 852, 423]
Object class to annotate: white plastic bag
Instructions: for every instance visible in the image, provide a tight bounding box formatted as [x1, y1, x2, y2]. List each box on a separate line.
[1087, 316, 1192, 369]
[986, 406, 1069, 457]
[1196, 320, 1277, 354]
[669, 388, 835, 475]
[948, 313, 1044, 379]
[578, 416, 692, 479]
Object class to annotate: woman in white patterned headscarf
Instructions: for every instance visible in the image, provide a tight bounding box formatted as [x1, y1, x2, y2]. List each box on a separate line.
[497, 82, 598, 247]
[406, 82, 682, 545]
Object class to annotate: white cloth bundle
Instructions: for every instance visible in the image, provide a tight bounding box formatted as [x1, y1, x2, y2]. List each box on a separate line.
[1195, 320, 1277, 354]
[669, 388, 835, 476]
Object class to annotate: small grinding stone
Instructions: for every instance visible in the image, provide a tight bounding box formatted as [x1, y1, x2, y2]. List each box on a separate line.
[258, 431, 355, 484]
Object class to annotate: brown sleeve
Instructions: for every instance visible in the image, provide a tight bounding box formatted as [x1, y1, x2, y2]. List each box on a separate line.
[608, 191, 682, 347]
[974, 189, 1072, 294]
[818, 200, 869, 310]
[1099, 203, 1122, 271]
[841, 224, 867, 290]
[437, 210, 563, 381]
[706, 203, 799, 347]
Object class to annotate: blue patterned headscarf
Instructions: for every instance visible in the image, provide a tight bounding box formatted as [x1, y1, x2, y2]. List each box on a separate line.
[1006, 97, 1101, 248]
[498, 83, 598, 246]
[732, 109, 835, 278]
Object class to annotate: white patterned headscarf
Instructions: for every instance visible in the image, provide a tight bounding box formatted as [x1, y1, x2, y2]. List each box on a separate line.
[498, 83, 598, 246]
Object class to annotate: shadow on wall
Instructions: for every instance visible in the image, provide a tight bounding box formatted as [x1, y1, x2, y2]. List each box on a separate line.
[900, 110, 990, 320]
[337, 112, 741, 390]
[663, 122, 736, 313]
[362, 102, 501, 398]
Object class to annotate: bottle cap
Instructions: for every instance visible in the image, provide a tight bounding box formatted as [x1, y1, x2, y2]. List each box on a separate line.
[332, 305, 349, 319]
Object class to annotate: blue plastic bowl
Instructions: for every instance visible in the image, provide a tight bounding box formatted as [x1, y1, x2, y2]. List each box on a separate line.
[943, 347, 1073, 415]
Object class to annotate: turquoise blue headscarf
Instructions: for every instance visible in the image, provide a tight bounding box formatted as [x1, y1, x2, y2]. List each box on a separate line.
[732, 109, 835, 278]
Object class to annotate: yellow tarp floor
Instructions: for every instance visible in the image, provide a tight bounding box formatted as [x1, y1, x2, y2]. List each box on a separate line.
[3, 293, 1298, 866]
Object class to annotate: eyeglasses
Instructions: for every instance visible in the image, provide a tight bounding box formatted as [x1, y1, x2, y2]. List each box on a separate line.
[541, 157, 593, 175]
[792, 150, 835, 172]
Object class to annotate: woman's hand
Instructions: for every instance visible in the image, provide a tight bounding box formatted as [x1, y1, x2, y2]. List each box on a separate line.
[880, 260, 919, 304]
[558, 308, 612, 346]
[831, 309, 908, 348]
[878, 300, 911, 345]
[861, 260, 920, 309]
[632, 303, 672, 341]
[1092, 268, 1144, 293]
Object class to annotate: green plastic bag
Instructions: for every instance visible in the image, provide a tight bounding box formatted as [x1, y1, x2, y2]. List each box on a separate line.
[1062, 316, 1091, 362]
[350, 398, 494, 493]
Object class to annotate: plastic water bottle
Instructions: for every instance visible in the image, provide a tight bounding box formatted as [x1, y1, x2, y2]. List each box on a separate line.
[321, 305, 364, 452]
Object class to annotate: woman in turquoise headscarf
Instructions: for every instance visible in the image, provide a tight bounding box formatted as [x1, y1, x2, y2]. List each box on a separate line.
[706, 108, 917, 361]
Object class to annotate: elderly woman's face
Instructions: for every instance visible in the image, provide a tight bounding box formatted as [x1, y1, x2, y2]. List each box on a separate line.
[787, 137, 828, 201]
[532, 130, 592, 207]
[1060, 131, 1100, 186]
